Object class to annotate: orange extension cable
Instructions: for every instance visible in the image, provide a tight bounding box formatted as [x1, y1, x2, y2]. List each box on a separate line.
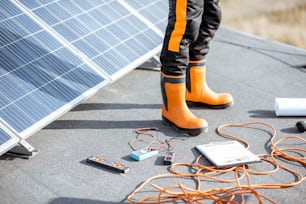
[127, 121, 306, 204]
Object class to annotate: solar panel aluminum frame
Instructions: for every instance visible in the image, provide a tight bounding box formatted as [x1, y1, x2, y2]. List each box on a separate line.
[124, 0, 169, 32]
[19, 85, 106, 139]
[15, 0, 164, 83]
[118, 0, 165, 36]
[4, 1, 111, 139]
[1, 0, 168, 140]
[0, 118, 20, 156]
[109, 0, 165, 82]
[12, 0, 112, 83]
[109, 44, 162, 82]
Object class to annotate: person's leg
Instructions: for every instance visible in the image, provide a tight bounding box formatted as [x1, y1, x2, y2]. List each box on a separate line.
[186, 0, 234, 108]
[160, 0, 204, 75]
[160, 0, 208, 136]
[189, 0, 222, 59]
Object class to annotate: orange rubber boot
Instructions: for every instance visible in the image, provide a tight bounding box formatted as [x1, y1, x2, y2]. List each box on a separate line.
[161, 72, 208, 136]
[186, 59, 234, 108]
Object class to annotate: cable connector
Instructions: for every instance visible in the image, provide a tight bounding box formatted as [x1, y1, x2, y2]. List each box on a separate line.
[164, 151, 175, 165]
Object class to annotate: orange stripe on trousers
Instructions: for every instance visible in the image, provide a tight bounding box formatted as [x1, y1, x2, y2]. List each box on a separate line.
[168, 0, 187, 52]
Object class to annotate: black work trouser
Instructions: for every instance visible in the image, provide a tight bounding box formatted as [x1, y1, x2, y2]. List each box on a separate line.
[160, 0, 221, 76]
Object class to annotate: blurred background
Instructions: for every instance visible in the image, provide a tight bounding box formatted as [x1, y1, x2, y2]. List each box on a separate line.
[220, 0, 306, 49]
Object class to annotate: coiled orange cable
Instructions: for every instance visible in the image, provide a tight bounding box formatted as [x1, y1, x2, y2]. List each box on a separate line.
[127, 121, 305, 204]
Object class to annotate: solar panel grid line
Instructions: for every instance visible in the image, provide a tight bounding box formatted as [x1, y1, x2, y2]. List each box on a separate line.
[0, 116, 23, 138]
[1, 1, 108, 136]
[1, 35, 61, 76]
[19, 94, 81, 138]
[1, 3, 59, 108]
[23, 1, 109, 61]
[89, 26, 158, 72]
[123, 0, 168, 33]
[1, 71, 106, 139]
[17, 0, 164, 81]
[76, 0, 165, 78]
[0, 13, 70, 67]
[0, 38, 94, 111]
[17, 66, 109, 138]
[71, 27, 139, 68]
[109, 44, 162, 81]
[0, 128, 13, 147]
[1, 0, 167, 139]
[1, 98, 38, 135]
[0, 75, 83, 139]
[16, 0, 130, 80]
[117, 0, 164, 37]
[0, 118, 20, 156]
[42, 0, 125, 53]
[14, 0, 112, 81]
[50, 0, 153, 76]
[30, 1, 102, 39]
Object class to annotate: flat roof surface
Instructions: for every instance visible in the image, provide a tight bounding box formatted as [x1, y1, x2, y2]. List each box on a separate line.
[0, 27, 305, 204]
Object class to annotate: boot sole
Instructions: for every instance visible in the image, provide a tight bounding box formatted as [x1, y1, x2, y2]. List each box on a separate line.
[186, 100, 234, 109]
[162, 117, 208, 136]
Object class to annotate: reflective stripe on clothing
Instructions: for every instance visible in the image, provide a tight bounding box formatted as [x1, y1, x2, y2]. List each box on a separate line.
[168, 0, 188, 52]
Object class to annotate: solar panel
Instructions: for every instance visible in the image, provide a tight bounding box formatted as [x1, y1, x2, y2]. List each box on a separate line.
[18, 0, 164, 81]
[124, 0, 168, 32]
[0, 118, 20, 156]
[1, 0, 168, 142]
[0, 1, 109, 138]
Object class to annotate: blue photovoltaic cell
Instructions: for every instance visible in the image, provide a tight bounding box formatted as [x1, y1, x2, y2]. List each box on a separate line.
[18, 0, 163, 77]
[0, 121, 19, 156]
[0, 128, 12, 146]
[0, 1, 107, 135]
[126, 0, 168, 32]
